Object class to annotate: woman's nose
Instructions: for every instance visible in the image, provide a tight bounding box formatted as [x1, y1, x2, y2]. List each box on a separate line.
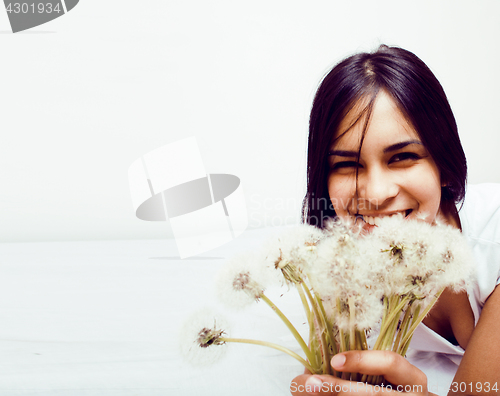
[357, 167, 399, 209]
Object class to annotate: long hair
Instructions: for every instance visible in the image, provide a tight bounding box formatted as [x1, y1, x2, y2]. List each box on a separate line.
[302, 45, 467, 227]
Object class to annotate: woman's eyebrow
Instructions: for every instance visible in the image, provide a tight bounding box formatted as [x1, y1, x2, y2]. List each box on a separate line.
[327, 149, 357, 157]
[328, 140, 422, 157]
[383, 140, 422, 153]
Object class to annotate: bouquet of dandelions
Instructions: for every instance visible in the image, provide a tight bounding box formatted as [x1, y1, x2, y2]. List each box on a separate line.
[180, 216, 474, 384]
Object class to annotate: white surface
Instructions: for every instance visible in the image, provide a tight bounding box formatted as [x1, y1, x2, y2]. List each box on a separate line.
[169, 201, 233, 258]
[1, 1, 500, 242]
[0, 225, 465, 396]
[0, 227, 309, 395]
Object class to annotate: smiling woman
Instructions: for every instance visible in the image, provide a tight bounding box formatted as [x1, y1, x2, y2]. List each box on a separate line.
[327, 91, 443, 231]
[294, 45, 500, 396]
[302, 45, 466, 230]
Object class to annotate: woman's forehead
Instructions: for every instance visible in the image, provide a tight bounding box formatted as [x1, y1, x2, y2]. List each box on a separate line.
[331, 91, 418, 149]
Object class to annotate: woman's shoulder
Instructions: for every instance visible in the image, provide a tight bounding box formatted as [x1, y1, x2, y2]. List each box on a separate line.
[459, 183, 500, 244]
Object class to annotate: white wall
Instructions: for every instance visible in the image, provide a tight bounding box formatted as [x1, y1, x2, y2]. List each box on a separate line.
[1, 0, 499, 242]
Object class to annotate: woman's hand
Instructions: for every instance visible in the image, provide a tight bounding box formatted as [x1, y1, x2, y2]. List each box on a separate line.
[290, 350, 437, 396]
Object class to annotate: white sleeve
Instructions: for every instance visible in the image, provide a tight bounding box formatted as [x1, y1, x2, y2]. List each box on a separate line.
[459, 183, 500, 305]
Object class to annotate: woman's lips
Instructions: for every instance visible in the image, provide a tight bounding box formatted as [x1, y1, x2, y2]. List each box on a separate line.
[356, 209, 414, 226]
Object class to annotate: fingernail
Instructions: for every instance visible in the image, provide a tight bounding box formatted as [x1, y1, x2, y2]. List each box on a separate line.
[331, 353, 346, 368]
[305, 376, 323, 394]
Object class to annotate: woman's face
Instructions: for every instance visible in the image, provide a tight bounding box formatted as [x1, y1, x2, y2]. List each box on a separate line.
[327, 91, 443, 232]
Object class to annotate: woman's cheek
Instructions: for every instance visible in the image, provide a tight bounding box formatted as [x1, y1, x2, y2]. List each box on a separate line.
[404, 165, 442, 221]
[328, 174, 354, 216]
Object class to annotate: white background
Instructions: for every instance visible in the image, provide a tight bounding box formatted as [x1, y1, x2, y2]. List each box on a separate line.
[1, 0, 499, 243]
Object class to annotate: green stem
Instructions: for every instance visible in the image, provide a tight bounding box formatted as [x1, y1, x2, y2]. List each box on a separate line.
[393, 304, 412, 353]
[260, 292, 315, 364]
[313, 293, 339, 377]
[357, 329, 368, 350]
[220, 337, 316, 373]
[315, 293, 338, 356]
[362, 296, 388, 385]
[309, 328, 320, 370]
[381, 296, 389, 326]
[297, 284, 312, 324]
[337, 298, 347, 353]
[365, 295, 410, 385]
[372, 295, 411, 351]
[299, 286, 321, 372]
[399, 288, 444, 354]
[347, 297, 356, 382]
[399, 304, 420, 356]
[301, 282, 331, 375]
[383, 307, 401, 350]
[348, 297, 356, 350]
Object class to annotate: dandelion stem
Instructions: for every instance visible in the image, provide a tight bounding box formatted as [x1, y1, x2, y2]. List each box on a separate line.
[314, 292, 338, 356]
[309, 326, 321, 370]
[297, 285, 312, 324]
[260, 293, 315, 365]
[400, 305, 421, 357]
[383, 302, 402, 351]
[357, 329, 367, 350]
[348, 297, 356, 350]
[372, 295, 411, 351]
[336, 298, 347, 353]
[393, 305, 412, 353]
[301, 282, 331, 375]
[219, 337, 316, 373]
[296, 285, 319, 369]
[399, 288, 444, 353]
[312, 290, 339, 377]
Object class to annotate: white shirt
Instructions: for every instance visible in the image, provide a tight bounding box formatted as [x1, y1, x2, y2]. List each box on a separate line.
[407, 183, 500, 395]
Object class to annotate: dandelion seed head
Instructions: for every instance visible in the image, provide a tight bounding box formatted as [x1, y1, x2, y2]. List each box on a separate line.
[180, 309, 230, 366]
[232, 271, 251, 290]
[367, 215, 476, 299]
[197, 327, 225, 348]
[261, 224, 327, 285]
[332, 292, 384, 331]
[431, 223, 476, 292]
[215, 252, 266, 309]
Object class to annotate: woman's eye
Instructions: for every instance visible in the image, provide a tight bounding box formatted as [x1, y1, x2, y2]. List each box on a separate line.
[331, 161, 360, 170]
[389, 152, 421, 163]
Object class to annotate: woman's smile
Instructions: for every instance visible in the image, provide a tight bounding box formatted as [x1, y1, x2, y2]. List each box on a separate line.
[327, 91, 442, 231]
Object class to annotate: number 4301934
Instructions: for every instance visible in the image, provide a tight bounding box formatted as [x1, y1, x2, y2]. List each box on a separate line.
[5, 3, 62, 14]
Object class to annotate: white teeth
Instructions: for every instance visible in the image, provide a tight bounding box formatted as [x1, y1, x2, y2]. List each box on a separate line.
[361, 211, 407, 226]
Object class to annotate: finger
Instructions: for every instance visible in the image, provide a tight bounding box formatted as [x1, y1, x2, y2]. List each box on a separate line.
[290, 374, 325, 396]
[292, 373, 407, 396]
[330, 351, 427, 388]
[291, 373, 349, 396]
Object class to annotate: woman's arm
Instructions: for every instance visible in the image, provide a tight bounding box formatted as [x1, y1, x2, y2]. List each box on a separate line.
[448, 285, 500, 396]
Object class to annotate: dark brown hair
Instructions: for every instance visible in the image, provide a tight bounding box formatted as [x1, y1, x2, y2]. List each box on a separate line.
[302, 45, 467, 227]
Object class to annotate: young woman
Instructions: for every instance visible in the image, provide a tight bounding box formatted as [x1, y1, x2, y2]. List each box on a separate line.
[291, 45, 500, 395]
